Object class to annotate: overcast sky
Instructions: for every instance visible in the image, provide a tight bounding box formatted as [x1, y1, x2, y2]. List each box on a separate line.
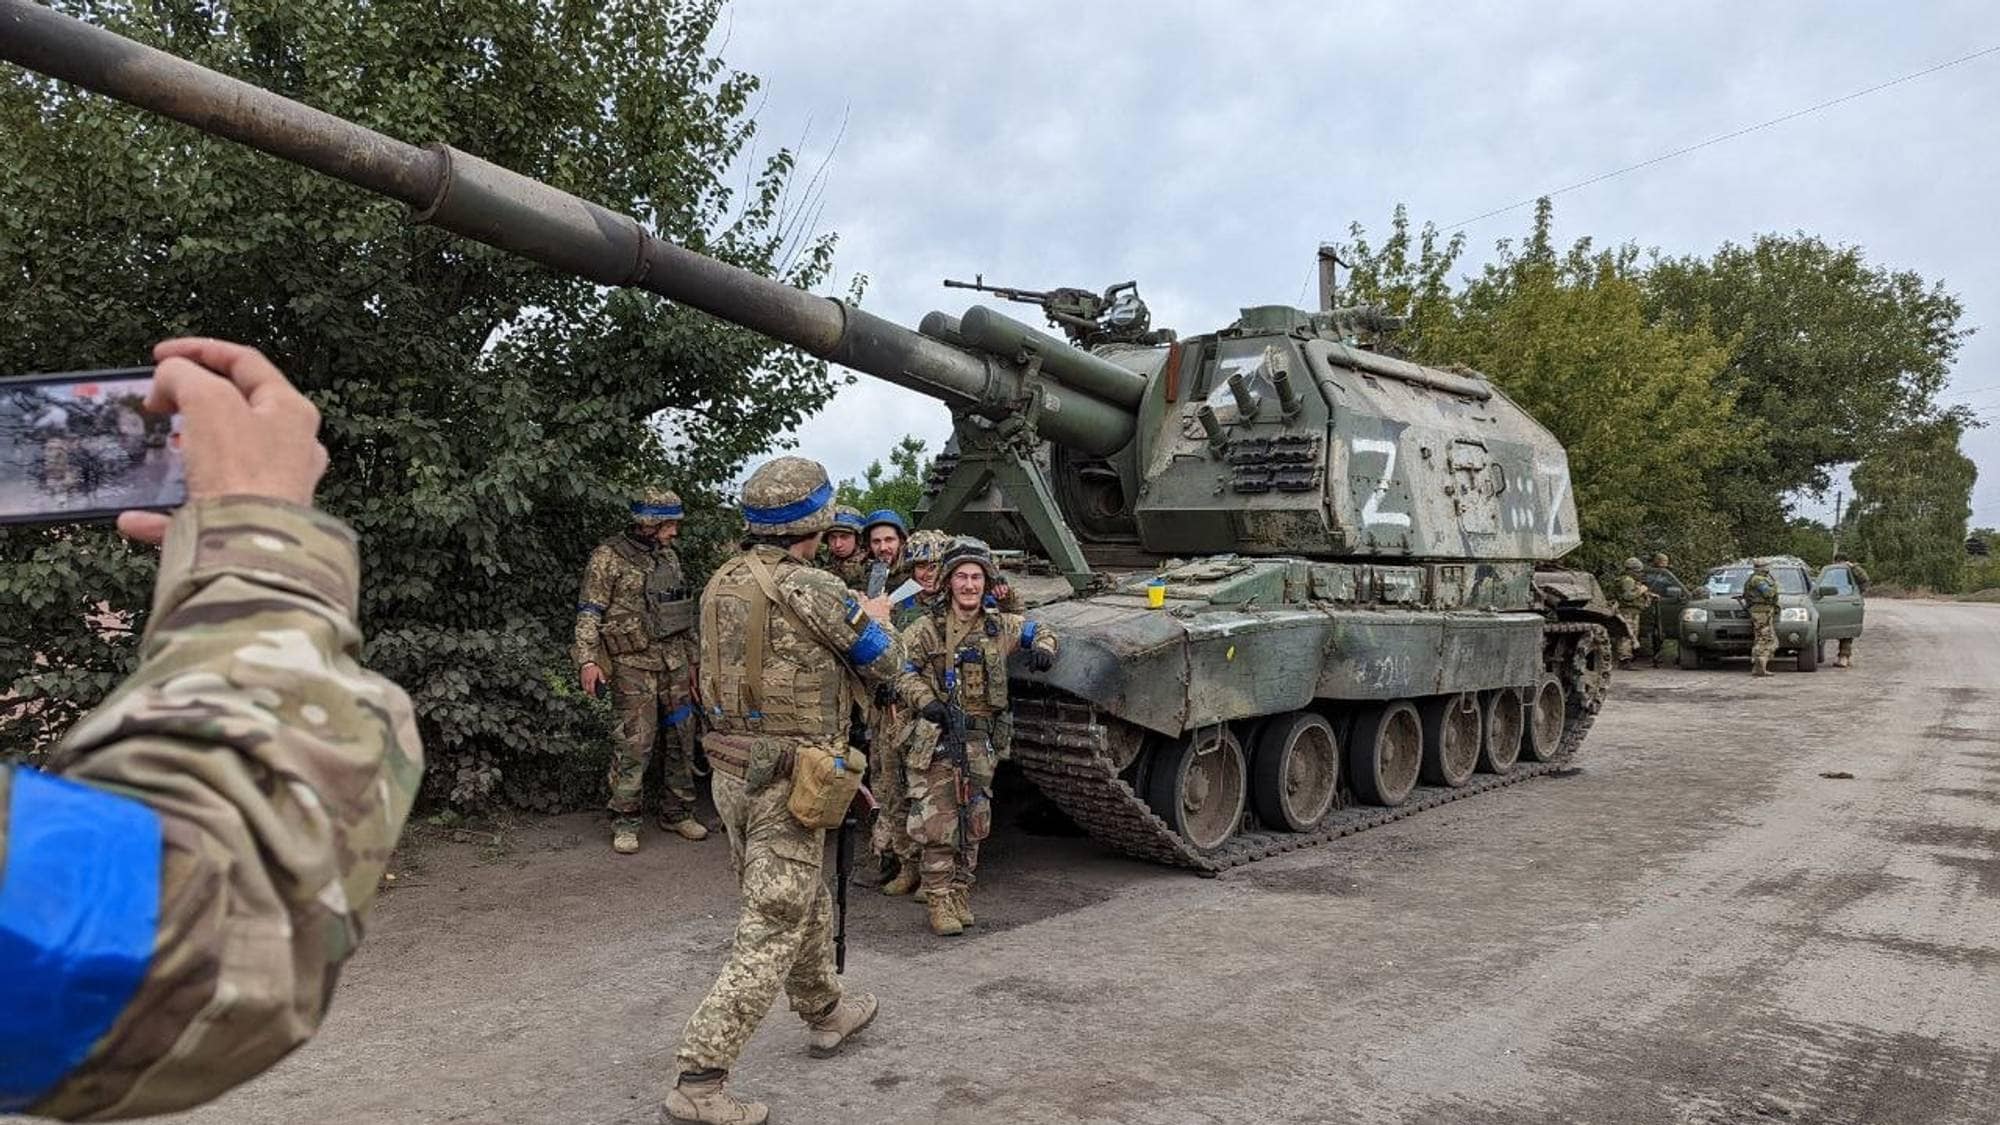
[713, 1, 2000, 528]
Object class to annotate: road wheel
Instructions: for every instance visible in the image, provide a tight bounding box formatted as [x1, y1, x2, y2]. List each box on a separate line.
[1479, 690, 1523, 774]
[1797, 638, 1818, 672]
[1677, 642, 1702, 670]
[1347, 701, 1423, 807]
[1419, 693, 1481, 788]
[1521, 677, 1568, 762]
[1250, 712, 1340, 832]
[1144, 727, 1246, 852]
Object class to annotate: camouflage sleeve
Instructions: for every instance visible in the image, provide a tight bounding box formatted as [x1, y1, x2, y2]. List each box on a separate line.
[572, 544, 618, 668]
[999, 611, 1058, 660]
[10, 497, 422, 1121]
[1852, 564, 1871, 591]
[778, 566, 905, 690]
[896, 618, 942, 711]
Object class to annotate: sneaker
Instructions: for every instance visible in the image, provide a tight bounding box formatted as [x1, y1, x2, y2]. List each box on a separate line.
[804, 992, 879, 1058]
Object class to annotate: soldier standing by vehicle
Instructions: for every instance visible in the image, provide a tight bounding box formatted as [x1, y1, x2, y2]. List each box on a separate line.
[820, 503, 869, 588]
[574, 488, 706, 854]
[667, 456, 902, 1125]
[1743, 557, 1781, 677]
[1640, 552, 1677, 666]
[1612, 557, 1656, 668]
[875, 529, 952, 898]
[1830, 551, 1871, 668]
[897, 537, 1059, 936]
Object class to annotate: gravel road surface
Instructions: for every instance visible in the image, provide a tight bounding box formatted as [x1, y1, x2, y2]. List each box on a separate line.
[149, 599, 1999, 1124]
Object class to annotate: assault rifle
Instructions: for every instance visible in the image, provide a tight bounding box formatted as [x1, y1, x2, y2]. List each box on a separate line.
[834, 785, 877, 975]
[937, 667, 975, 863]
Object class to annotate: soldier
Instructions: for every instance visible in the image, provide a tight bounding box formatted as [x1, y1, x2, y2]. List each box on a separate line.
[1611, 556, 1656, 668]
[897, 537, 1059, 936]
[574, 488, 706, 854]
[1743, 557, 1781, 677]
[3, 338, 421, 1119]
[820, 503, 869, 588]
[1640, 552, 1676, 665]
[859, 508, 907, 594]
[666, 456, 902, 1125]
[874, 529, 952, 898]
[1831, 551, 1871, 668]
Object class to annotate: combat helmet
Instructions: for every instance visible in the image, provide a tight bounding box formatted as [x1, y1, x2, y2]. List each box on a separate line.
[739, 456, 836, 537]
[1623, 556, 1643, 573]
[830, 504, 866, 534]
[1650, 552, 1669, 568]
[905, 528, 952, 566]
[939, 535, 999, 583]
[631, 486, 684, 528]
[862, 509, 908, 539]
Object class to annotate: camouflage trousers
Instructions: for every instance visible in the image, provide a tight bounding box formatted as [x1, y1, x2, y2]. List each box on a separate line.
[870, 704, 918, 864]
[907, 734, 997, 894]
[675, 768, 842, 1074]
[1749, 606, 1777, 663]
[1837, 637, 1857, 662]
[608, 647, 697, 826]
[1614, 608, 1642, 662]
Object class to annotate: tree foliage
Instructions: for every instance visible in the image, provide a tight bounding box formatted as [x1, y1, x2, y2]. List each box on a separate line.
[1849, 418, 1977, 593]
[1341, 200, 1975, 578]
[0, 0, 847, 807]
[834, 435, 930, 519]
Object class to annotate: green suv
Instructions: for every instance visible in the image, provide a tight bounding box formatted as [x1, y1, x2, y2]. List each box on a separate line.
[1660, 556, 1865, 672]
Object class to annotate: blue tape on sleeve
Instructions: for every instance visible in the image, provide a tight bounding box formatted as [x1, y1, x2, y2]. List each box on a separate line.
[847, 621, 892, 666]
[663, 703, 694, 728]
[1020, 620, 1039, 645]
[576, 602, 605, 616]
[0, 767, 162, 1110]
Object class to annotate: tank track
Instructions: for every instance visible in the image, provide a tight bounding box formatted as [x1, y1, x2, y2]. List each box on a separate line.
[1011, 621, 1612, 875]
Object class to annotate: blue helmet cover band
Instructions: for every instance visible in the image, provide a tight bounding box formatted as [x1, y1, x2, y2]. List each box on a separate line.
[630, 502, 684, 519]
[743, 481, 835, 528]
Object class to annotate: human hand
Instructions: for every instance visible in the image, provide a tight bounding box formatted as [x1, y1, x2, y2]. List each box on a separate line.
[859, 594, 892, 623]
[1028, 647, 1056, 672]
[117, 338, 329, 544]
[919, 700, 948, 726]
[581, 663, 606, 698]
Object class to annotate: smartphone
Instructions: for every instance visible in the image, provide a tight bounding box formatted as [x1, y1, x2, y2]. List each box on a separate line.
[0, 367, 186, 525]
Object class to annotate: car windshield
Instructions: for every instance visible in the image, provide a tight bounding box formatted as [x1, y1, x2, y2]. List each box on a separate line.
[1705, 567, 1809, 595]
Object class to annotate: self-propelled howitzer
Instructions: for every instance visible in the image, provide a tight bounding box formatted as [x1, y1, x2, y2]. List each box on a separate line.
[0, 1, 1623, 872]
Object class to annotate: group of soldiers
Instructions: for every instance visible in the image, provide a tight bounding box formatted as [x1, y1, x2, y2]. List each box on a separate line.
[571, 459, 1060, 1125]
[1609, 551, 1869, 677]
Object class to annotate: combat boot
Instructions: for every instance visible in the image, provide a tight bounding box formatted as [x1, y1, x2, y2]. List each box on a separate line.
[880, 866, 920, 897]
[951, 886, 976, 927]
[660, 815, 709, 841]
[1752, 658, 1772, 678]
[926, 893, 963, 937]
[612, 819, 641, 855]
[663, 1072, 767, 1125]
[804, 991, 879, 1057]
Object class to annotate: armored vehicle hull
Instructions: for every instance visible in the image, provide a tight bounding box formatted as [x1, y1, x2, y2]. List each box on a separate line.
[0, 3, 1625, 870]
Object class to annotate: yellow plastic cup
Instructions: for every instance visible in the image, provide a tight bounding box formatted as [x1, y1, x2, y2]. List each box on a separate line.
[1147, 580, 1167, 608]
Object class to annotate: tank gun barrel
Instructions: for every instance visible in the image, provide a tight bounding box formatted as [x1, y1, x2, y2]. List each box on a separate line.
[0, 0, 1137, 455]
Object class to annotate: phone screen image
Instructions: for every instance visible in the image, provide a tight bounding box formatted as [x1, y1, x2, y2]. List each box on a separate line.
[0, 368, 187, 525]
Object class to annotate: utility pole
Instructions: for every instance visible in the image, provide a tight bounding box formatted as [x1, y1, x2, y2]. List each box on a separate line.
[1832, 490, 1844, 555]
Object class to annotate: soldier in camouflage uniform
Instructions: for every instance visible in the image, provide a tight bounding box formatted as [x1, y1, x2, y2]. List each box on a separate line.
[874, 528, 951, 898]
[1743, 557, 1781, 677]
[2, 339, 420, 1120]
[574, 488, 705, 853]
[1640, 552, 1677, 665]
[858, 508, 907, 594]
[1831, 551, 1871, 668]
[1611, 556, 1656, 668]
[896, 537, 1059, 936]
[820, 503, 869, 589]
[666, 456, 903, 1125]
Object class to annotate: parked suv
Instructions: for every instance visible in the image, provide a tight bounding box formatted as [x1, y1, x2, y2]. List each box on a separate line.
[1660, 556, 1861, 672]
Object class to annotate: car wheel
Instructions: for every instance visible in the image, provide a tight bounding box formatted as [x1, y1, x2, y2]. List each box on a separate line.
[1677, 642, 1702, 670]
[1796, 637, 1818, 672]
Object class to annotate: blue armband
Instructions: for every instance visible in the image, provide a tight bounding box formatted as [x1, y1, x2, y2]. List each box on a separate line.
[847, 621, 892, 666]
[663, 703, 694, 728]
[1020, 620, 1039, 645]
[0, 767, 162, 1109]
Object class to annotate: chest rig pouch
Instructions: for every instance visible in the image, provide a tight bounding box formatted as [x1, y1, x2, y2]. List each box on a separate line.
[946, 613, 1010, 712]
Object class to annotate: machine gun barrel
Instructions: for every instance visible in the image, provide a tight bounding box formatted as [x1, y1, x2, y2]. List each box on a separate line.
[0, 0, 1138, 456]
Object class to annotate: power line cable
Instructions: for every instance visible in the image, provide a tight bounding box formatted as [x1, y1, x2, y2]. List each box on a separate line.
[1445, 43, 2000, 231]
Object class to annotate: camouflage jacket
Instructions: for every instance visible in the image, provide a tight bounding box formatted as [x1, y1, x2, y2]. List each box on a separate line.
[819, 549, 870, 591]
[1613, 574, 1655, 610]
[573, 533, 693, 672]
[7, 497, 421, 1120]
[896, 607, 1057, 719]
[1743, 572, 1779, 608]
[697, 545, 904, 743]
[1846, 562, 1871, 592]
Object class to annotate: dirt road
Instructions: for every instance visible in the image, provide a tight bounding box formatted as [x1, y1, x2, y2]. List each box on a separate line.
[157, 599, 2000, 1124]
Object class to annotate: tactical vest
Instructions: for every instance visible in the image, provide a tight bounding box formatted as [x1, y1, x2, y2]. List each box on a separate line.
[934, 611, 1012, 716]
[608, 536, 694, 643]
[1743, 574, 1779, 608]
[699, 549, 849, 739]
